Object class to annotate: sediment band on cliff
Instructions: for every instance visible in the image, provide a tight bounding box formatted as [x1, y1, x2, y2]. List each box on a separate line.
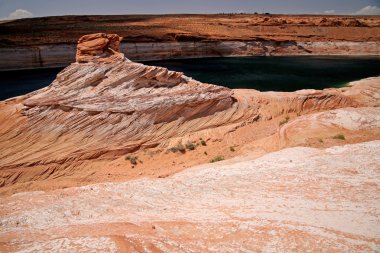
[0, 14, 380, 70]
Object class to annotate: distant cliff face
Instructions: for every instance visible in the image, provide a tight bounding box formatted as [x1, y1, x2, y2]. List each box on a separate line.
[1, 14, 380, 46]
[0, 14, 380, 70]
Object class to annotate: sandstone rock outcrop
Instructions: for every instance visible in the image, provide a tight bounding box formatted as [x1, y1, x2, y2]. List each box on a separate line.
[0, 33, 234, 172]
[0, 32, 380, 252]
[76, 33, 124, 63]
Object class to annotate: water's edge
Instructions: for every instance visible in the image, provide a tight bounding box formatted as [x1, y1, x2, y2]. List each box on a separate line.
[2, 56, 380, 100]
[0, 41, 379, 71]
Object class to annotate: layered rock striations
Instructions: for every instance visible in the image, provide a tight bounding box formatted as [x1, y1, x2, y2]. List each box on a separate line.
[1, 14, 380, 70]
[0, 33, 234, 170]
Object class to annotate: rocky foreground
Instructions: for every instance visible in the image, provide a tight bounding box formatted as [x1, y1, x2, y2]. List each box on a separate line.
[0, 33, 379, 251]
[1, 14, 380, 70]
[1, 141, 379, 252]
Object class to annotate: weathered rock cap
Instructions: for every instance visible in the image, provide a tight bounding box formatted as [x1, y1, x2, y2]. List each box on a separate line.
[76, 33, 124, 63]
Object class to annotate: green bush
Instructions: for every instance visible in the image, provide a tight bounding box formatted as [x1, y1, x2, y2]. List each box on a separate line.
[333, 134, 345, 140]
[185, 141, 196, 151]
[169, 142, 186, 153]
[279, 116, 290, 126]
[168, 147, 177, 153]
[125, 155, 138, 165]
[210, 155, 225, 163]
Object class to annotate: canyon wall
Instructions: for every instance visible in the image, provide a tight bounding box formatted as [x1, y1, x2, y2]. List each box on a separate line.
[1, 41, 379, 71]
[1, 14, 380, 70]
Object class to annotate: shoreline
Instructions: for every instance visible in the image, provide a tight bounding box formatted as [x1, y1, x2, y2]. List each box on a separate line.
[1, 46, 380, 72]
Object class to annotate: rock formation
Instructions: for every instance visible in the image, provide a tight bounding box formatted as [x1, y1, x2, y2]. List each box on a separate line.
[76, 33, 124, 63]
[0, 33, 379, 195]
[0, 33, 234, 176]
[0, 32, 380, 252]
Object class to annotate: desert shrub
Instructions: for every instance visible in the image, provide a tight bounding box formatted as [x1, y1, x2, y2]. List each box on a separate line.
[169, 142, 186, 153]
[126, 155, 138, 165]
[210, 155, 225, 163]
[176, 143, 186, 153]
[185, 141, 196, 150]
[200, 139, 207, 146]
[279, 116, 290, 126]
[230, 146, 235, 152]
[168, 147, 177, 153]
[318, 138, 324, 143]
[333, 134, 345, 140]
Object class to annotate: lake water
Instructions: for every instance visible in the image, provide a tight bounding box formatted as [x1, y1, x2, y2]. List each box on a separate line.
[147, 56, 380, 91]
[1, 67, 65, 101]
[1, 56, 380, 100]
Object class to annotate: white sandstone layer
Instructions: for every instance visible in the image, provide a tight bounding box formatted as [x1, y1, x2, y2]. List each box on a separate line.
[0, 41, 379, 71]
[1, 141, 379, 252]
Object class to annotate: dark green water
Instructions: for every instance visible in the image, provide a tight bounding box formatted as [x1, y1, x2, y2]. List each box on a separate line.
[147, 56, 380, 91]
[1, 56, 380, 100]
[0, 67, 65, 100]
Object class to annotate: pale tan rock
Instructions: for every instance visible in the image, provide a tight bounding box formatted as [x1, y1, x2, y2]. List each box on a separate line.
[277, 107, 380, 148]
[1, 141, 379, 252]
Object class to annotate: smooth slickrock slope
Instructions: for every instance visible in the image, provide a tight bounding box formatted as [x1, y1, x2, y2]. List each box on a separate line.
[1, 141, 379, 252]
[277, 107, 380, 148]
[0, 33, 380, 195]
